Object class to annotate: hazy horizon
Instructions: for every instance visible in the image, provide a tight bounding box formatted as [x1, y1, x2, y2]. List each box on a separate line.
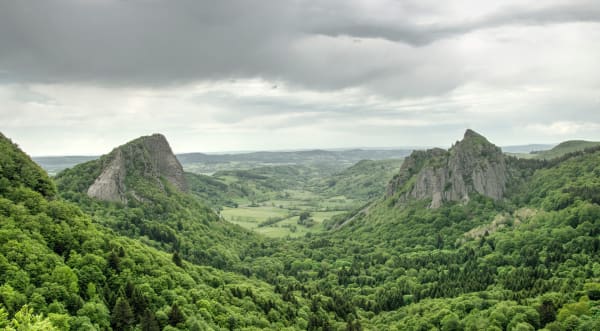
[27, 137, 562, 158]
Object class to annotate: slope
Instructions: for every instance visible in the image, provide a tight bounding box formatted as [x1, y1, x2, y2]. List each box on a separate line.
[299, 133, 600, 330]
[530, 140, 600, 160]
[54, 134, 266, 271]
[321, 159, 403, 201]
[0, 132, 310, 330]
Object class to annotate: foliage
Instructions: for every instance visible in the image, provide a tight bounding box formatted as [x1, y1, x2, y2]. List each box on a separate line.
[4, 131, 600, 330]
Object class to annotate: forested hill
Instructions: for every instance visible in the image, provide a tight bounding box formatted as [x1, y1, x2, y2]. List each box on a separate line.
[2, 130, 600, 330]
[315, 132, 600, 329]
[0, 132, 308, 330]
[53, 135, 267, 272]
[529, 140, 600, 160]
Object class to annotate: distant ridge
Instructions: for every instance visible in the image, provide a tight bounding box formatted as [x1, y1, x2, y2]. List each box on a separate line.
[530, 140, 600, 159]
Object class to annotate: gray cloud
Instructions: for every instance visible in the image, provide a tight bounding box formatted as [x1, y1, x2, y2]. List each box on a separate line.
[0, 0, 598, 94]
[1, 1, 600, 155]
[316, 1, 600, 45]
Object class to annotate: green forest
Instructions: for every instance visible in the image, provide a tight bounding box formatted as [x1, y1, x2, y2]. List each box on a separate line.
[1, 131, 600, 331]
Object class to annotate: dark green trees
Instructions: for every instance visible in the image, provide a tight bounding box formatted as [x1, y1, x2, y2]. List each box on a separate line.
[111, 297, 134, 330]
[168, 303, 185, 327]
[140, 309, 160, 331]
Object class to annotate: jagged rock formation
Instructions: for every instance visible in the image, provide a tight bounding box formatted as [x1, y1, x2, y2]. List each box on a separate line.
[387, 129, 508, 208]
[87, 134, 187, 202]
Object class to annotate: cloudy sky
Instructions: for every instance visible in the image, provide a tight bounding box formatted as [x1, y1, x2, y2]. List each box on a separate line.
[1, 0, 599, 155]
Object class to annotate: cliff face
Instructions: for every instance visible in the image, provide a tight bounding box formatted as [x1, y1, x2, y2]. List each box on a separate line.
[87, 134, 187, 203]
[87, 149, 127, 202]
[387, 129, 508, 208]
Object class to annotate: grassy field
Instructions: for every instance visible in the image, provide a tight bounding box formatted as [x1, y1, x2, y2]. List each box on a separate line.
[220, 196, 349, 238]
[189, 160, 401, 238]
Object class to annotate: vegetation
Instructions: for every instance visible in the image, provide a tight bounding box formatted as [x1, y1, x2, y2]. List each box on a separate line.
[511, 140, 600, 160]
[4, 131, 600, 330]
[320, 159, 402, 200]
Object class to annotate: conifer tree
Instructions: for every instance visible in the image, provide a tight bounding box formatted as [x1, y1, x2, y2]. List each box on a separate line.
[111, 296, 134, 331]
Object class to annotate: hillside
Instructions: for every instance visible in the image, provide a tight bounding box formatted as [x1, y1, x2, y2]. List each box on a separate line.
[310, 134, 600, 329]
[2, 131, 600, 330]
[54, 135, 268, 272]
[530, 140, 600, 160]
[321, 159, 403, 200]
[0, 132, 309, 330]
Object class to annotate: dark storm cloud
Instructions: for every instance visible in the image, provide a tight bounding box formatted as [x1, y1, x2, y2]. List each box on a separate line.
[317, 2, 600, 45]
[1, 0, 598, 92]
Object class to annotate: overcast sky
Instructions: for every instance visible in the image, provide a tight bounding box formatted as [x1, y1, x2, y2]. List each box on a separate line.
[1, 0, 599, 156]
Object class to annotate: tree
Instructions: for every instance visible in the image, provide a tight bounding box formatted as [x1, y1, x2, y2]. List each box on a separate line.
[228, 315, 237, 331]
[108, 251, 121, 272]
[78, 300, 110, 330]
[5, 305, 58, 331]
[538, 299, 557, 326]
[172, 251, 184, 268]
[299, 211, 311, 222]
[441, 313, 461, 331]
[168, 303, 185, 327]
[111, 297, 134, 331]
[140, 309, 160, 331]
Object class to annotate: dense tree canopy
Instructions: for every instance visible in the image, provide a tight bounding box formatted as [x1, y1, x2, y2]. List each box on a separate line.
[1, 132, 600, 330]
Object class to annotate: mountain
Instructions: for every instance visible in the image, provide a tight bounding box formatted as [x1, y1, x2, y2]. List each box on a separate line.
[87, 133, 187, 203]
[55, 135, 266, 271]
[0, 132, 306, 330]
[58, 134, 187, 204]
[3, 130, 600, 330]
[387, 129, 508, 208]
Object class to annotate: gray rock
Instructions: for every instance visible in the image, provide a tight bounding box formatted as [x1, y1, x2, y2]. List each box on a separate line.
[87, 149, 126, 202]
[387, 129, 508, 208]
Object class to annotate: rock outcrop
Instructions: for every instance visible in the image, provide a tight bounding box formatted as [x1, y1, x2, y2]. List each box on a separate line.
[387, 129, 508, 208]
[87, 149, 127, 202]
[87, 134, 187, 203]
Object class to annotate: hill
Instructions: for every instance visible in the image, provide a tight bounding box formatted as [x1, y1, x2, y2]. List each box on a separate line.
[387, 129, 510, 208]
[0, 132, 309, 330]
[31, 156, 98, 176]
[529, 140, 600, 160]
[321, 159, 403, 200]
[311, 131, 600, 329]
[3, 130, 600, 330]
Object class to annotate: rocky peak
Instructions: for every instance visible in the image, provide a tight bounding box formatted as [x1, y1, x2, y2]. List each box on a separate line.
[387, 129, 507, 208]
[87, 133, 187, 203]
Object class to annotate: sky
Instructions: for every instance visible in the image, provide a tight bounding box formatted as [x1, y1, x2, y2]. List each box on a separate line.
[1, 0, 599, 156]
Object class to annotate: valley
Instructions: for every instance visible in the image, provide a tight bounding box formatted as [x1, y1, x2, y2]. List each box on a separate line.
[4, 2, 599, 329]
[1, 130, 600, 330]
